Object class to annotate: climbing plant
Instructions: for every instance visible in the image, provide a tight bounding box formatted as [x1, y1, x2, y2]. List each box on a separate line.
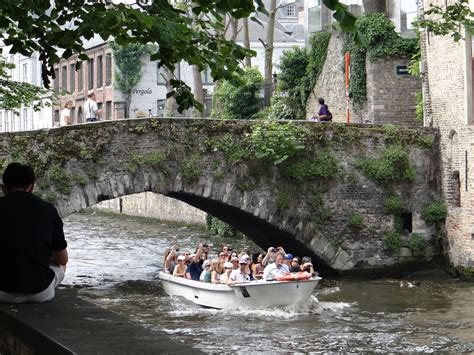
[342, 13, 419, 110]
[275, 32, 331, 118]
[111, 42, 154, 118]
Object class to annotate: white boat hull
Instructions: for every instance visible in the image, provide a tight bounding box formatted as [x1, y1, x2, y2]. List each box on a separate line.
[159, 272, 321, 309]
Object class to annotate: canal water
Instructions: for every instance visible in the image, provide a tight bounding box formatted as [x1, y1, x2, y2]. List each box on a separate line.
[63, 211, 474, 353]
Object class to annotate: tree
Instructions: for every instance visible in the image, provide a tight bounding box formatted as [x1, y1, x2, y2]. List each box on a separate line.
[0, 0, 357, 111]
[0, 57, 53, 112]
[263, 0, 277, 108]
[211, 67, 263, 119]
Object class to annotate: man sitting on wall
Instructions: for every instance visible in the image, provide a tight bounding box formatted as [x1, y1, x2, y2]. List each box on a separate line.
[0, 163, 68, 303]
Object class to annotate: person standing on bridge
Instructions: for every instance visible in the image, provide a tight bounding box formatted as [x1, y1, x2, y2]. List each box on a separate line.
[0, 163, 68, 303]
[84, 91, 101, 122]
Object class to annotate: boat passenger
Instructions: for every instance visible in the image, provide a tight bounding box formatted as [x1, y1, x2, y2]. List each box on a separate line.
[230, 256, 239, 270]
[220, 262, 233, 284]
[284, 253, 294, 268]
[218, 252, 227, 263]
[252, 253, 265, 279]
[173, 255, 187, 277]
[261, 247, 276, 267]
[240, 254, 253, 279]
[185, 252, 203, 281]
[228, 259, 250, 285]
[263, 252, 290, 280]
[200, 260, 212, 282]
[289, 256, 301, 272]
[164, 245, 178, 274]
[210, 259, 221, 284]
[300, 256, 315, 274]
[220, 245, 231, 262]
[183, 250, 191, 264]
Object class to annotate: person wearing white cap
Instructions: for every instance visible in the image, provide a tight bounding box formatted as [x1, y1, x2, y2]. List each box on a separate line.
[173, 255, 187, 278]
[227, 259, 250, 285]
[220, 262, 234, 284]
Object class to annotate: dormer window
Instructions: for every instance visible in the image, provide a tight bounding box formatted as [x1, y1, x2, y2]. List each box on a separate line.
[286, 4, 296, 17]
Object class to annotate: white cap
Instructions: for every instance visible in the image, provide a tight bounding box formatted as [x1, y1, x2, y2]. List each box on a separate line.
[177, 255, 186, 261]
[203, 260, 211, 266]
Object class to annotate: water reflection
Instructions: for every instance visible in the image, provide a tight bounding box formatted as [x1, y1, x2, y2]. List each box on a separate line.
[63, 211, 474, 353]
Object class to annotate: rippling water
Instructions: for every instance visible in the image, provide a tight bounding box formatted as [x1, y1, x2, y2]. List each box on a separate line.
[63, 211, 474, 353]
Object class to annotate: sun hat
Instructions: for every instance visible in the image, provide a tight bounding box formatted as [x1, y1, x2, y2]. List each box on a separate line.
[177, 255, 185, 261]
[224, 262, 233, 269]
[231, 256, 239, 262]
[239, 259, 248, 264]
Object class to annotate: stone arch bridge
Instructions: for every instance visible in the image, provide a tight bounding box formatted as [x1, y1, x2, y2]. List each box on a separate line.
[0, 118, 441, 275]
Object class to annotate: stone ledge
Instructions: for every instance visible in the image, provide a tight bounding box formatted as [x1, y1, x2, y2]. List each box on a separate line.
[0, 287, 201, 354]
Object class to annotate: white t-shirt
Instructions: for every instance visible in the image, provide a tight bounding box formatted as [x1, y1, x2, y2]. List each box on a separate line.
[84, 98, 98, 119]
[229, 269, 249, 283]
[263, 263, 290, 280]
[59, 108, 70, 126]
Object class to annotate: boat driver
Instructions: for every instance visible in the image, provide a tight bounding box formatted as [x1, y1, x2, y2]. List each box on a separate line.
[263, 252, 290, 280]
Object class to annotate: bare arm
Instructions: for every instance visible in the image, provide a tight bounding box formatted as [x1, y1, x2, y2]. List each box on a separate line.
[51, 248, 68, 266]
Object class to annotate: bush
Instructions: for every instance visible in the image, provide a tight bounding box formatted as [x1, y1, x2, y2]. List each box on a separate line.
[384, 194, 405, 215]
[356, 145, 416, 183]
[250, 121, 308, 165]
[348, 212, 364, 229]
[211, 66, 263, 119]
[205, 214, 237, 238]
[422, 201, 447, 224]
[280, 150, 340, 182]
[408, 233, 426, 251]
[384, 229, 402, 253]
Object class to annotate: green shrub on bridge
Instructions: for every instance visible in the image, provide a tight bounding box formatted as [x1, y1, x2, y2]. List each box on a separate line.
[422, 201, 447, 224]
[356, 145, 416, 183]
[250, 121, 308, 165]
[384, 229, 402, 253]
[279, 150, 340, 182]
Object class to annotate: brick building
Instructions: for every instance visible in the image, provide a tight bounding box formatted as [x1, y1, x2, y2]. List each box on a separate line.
[422, 0, 474, 273]
[53, 39, 116, 124]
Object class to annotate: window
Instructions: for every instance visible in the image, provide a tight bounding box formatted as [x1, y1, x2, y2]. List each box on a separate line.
[54, 68, 60, 92]
[23, 108, 28, 131]
[308, 4, 322, 33]
[157, 99, 165, 116]
[62, 65, 68, 91]
[286, 4, 296, 17]
[106, 101, 112, 120]
[400, 0, 418, 33]
[22, 63, 28, 82]
[105, 53, 112, 86]
[0, 112, 3, 132]
[78, 64, 83, 92]
[97, 55, 103, 88]
[70, 63, 76, 93]
[201, 67, 213, 85]
[157, 66, 167, 85]
[88, 58, 94, 90]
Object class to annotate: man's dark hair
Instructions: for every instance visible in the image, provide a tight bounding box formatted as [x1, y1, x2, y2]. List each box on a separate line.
[2, 162, 35, 192]
[318, 97, 325, 105]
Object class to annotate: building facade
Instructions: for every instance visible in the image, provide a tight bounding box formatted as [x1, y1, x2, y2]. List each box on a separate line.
[0, 50, 53, 132]
[422, 0, 474, 273]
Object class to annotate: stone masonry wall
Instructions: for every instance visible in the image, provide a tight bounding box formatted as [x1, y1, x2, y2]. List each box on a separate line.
[0, 119, 441, 274]
[95, 192, 206, 225]
[423, 0, 474, 271]
[307, 32, 421, 125]
[366, 57, 421, 125]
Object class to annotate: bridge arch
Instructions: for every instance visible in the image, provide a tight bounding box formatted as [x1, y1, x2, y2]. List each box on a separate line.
[0, 118, 441, 275]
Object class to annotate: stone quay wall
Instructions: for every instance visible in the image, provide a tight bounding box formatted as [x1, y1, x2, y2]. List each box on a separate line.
[95, 192, 206, 225]
[423, 0, 474, 274]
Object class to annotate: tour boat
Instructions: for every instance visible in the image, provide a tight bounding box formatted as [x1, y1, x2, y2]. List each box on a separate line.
[158, 271, 322, 309]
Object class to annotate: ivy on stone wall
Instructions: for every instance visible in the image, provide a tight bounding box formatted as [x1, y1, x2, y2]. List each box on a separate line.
[276, 32, 331, 118]
[342, 13, 419, 110]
